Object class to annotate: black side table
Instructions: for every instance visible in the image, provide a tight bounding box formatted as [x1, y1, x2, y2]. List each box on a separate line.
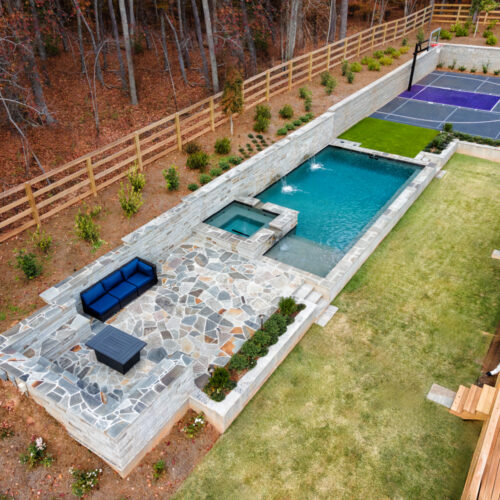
[86, 325, 147, 374]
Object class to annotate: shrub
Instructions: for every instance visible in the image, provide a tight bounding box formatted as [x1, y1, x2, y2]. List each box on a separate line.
[417, 28, 425, 43]
[214, 137, 231, 154]
[199, 173, 212, 185]
[483, 63, 490, 74]
[483, 29, 493, 38]
[361, 56, 373, 65]
[228, 353, 251, 371]
[240, 339, 263, 358]
[248, 133, 254, 138]
[384, 46, 397, 55]
[277, 127, 288, 136]
[219, 158, 230, 170]
[75, 207, 102, 248]
[20, 437, 53, 468]
[402, 37, 408, 46]
[470, 67, 477, 73]
[399, 45, 410, 54]
[320, 71, 337, 94]
[487, 19, 498, 30]
[209, 167, 222, 177]
[299, 115, 309, 123]
[32, 228, 52, 253]
[152, 460, 165, 480]
[285, 122, 295, 131]
[293, 119, 302, 127]
[368, 60, 381, 71]
[495, 70, 500, 75]
[486, 34, 498, 46]
[347, 71, 355, 83]
[304, 96, 312, 111]
[341, 59, 349, 76]
[254, 114, 270, 132]
[279, 104, 294, 119]
[256, 134, 263, 139]
[264, 313, 288, 336]
[187, 151, 210, 170]
[458, 65, 466, 72]
[448, 59, 456, 70]
[440, 29, 452, 40]
[298, 86, 310, 99]
[119, 183, 143, 217]
[279, 296, 298, 317]
[162, 166, 180, 191]
[228, 155, 242, 165]
[188, 183, 199, 191]
[437, 62, 444, 68]
[350, 62, 362, 72]
[379, 56, 393, 66]
[184, 141, 202, 155]
[443, 122, 453, 132]
[455, 24, 469, 37]
[203, 367, 235, 401]
[392, 50, 401, 59]
[305, 112, 314, 121]
[127, 163, 145, 193]
[70, 467, 101, 497]
[16, 249, 42, 279]
[253, 330, 272, 347]
[373, 50, 384, 59]
[182, 413, 206, 439]
[254, 104, 271, 120]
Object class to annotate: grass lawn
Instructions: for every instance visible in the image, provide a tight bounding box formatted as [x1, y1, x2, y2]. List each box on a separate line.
[339, 117, 439, 157]
[175, 154, 500, 499]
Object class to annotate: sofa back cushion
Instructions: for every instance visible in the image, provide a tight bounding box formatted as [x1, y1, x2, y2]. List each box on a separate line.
[101, 270, 123, 291]
[138, 261, 154, 276]
[81, 282, 105, 306]
[121, 258, 139, 279]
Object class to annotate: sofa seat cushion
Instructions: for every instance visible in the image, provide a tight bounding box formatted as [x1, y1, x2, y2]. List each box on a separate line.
[101, 270, 124, 291]
[121, 258, 139, 279]
[108, 281, 138, 302]
[127, 272, 154, 290]
[88, 294, 120, 316]
[81, 282, 105, 307]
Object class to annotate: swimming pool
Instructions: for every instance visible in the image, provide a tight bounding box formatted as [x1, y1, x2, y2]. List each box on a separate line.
[259, 147, 419, 276]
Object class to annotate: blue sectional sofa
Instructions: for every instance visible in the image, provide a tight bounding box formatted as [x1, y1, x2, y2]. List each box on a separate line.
[81, 257, 158, 322]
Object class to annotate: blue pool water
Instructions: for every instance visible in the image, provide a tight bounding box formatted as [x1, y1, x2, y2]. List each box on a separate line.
[259, 147, 419, 276]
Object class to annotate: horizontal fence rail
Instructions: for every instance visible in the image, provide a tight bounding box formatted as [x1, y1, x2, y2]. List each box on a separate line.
[0, 5, 435, 243]
[433, 3, 500, 24]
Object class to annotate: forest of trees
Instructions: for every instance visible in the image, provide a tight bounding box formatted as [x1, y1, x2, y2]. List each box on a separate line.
[0, 0, 434, 174]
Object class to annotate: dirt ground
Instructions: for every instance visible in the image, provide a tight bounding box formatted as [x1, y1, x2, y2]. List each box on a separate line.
[0, 380, 219, 499]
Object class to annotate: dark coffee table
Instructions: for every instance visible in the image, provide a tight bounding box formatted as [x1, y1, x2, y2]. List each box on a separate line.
[85, 325, 147, 374]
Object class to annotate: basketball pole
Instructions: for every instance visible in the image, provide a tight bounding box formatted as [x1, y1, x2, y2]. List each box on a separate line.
[408, 28, 441, 91]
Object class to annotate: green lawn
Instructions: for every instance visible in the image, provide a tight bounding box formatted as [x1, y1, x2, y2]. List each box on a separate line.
[175, 154, 500, 500]
[339, 117, 439, 157]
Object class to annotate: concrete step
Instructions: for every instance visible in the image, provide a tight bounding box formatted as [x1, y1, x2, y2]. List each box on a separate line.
[294, 283, 313, 300]
[315, 305, 339, 328]
[306, 290, 323, 304]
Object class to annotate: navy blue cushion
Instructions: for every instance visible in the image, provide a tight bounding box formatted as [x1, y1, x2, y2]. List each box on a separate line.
[88, 294, 120, 315]
[121, 259, 139, 279]
[108, 281, 137, 302]
[137, 261, 154, 276]
[101, 270, 123, 291]
[81, 282, 105, 307]
[127, 272, 153, 289]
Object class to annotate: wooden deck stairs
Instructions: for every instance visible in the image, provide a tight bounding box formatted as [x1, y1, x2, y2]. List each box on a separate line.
[450, 384, 496, 421]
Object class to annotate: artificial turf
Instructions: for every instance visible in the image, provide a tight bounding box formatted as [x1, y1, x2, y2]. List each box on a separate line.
[339, 117, 439, 157]
[175, 154, 500, 499]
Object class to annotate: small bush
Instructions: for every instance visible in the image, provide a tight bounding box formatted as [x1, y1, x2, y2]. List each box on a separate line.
[417, 28, 425, 43]
[361, 56, 373, 65]
[182, 413, 206, 439]
[279, 296, 298, 317]
[248, 133, 254, 138]
[70, 467, 101, 497]
[437, 62, 444, 68]
[350, 62, 362, 72]
[440, 30, 452, 40]
[219, 158, 230, 170]
[240, 339, 263, 359]
[293, 119, 302, 127]
[209, 167, 222, 177]
[470, 67, 477, 73]
[402, 37, 408, 46]
[458, 65, 466, 72]
[228, 353, 251, 371]
[486, 34, 498, 46]
[320, 71, 337, 94]
[187, 151, 210, 170]
[304, 96, 312, 111]
[347, 71, 355, 83]
[455, 24, 469, 37]
[75, 207, 102, 248]
[253, 330, 272, 347]
[162, 166, 180, 191]
[299, 115, 309, 123]
[285, 122, 295, 131]
[368, 60, 381, 71]
[279, 104, 294, 119]
[305, 112, 314, 121]
[254, 114, 270, 133]
[204, 367, 235, 402]
[373, 50, 384, 59]
[228, 155, 242, 165]
[495, 70, 500, 75]
[483, 63, 490, 74]
[199, 173, 212, 185]
[152, 460, 165, 481]
[184, 141, 202, 155]
[448, 59, 456, 70]
[256, 134, 263, 139]
[16, 249, 42, 279]
[20, 437, 53, 468]
[254, 104, 271, 120]
[119, 183, 143, 217]
[399, 45, 410, 54]
[32, 229, 52, 253]
[127, 163, 145, 193]
[379, 56, 393, 66]
[214, 137, 231, 154]
[483, 29, 493, 38]
[443, 122, 453, 132]
[341, 59, 349, 76]
[384, 46, 397, 55]
[264, 313, 288, 336]
[298, 87, 310, 99]
[188, 183, 199, 191]
[487, 20, 498, 30]
[277, 127, 288, 136]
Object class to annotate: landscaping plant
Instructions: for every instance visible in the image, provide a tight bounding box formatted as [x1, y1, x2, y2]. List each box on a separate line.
[0, 421, 14, 439]
[350, 62, 362, 72]
[182, 413, 206, 438]
[320, 71, 337, 94]
[417, 28, 426, 43]
[162, 166, 180, 191]
[215, 137, 231, 154]
[187, 151, 210, 170]
[279, 104, 294, 119]
[152, 460, 166, 480]
[341, 59, 349, 76]
[118, 182, 143, 217]
[188, 183, 199, 191]
[15, 250, 42, 279]
[19, 437, 53, 468]
[347, 71, 355, 84]
[210, 167, 222, 177]
[75, 206, 102, 249]
[486, 34, 498, 45]
[199, 173, 212, 185]
[127, 163, 145, 193]
[31, 228, 52, 253]
[204, 367, 236, 402]
[253, 104, 271, 133]
[70, 467, 102, 497]
[440, 30, 452, 40]
[221, 68, 244, 135]
[184, 141, 202, 155]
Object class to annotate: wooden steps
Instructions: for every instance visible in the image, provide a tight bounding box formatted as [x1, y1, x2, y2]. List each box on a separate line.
[450, 385, 491, 421]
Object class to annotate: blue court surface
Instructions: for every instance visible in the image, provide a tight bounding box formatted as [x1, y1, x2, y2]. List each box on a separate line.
[372, 71, 500, 139]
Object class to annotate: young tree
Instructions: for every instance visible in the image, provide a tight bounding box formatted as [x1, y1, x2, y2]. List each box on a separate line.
[221, 68, 243, 135]
[472, 0, 498, 36]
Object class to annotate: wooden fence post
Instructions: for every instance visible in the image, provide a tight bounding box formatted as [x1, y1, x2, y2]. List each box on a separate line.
[326, 45, 331, 70]
[394, 19, 399, 40]
[308, 53, 313, 81]
[457, 5, 462, 23]
[175, 113, 182, 151]
[266, 70, 270, 101]
[403, 16, 407, 36]
[24, 182, 40, 228]
[134, 133, 143, 171]
[209, 97, 215, 131]
[371, 27, 376, 48]
[86, 158, 97, 196]
[288, 61, 293, 90]
[357, 33, 362, 56]
[383, 23, 388, 44]
[343, 37, 348, 58]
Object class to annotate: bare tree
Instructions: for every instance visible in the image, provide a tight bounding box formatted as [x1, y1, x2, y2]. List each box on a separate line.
[118, 0, 138, 104]
[202, 0, 219, 92]
[240, 0, 257, 75]
[327, 0, 337, 42]
[285, 0, 302, 61]
[108, 0, 127, 91]
[339, 0, 348, 39]
[165, 12, 188, 85]
[191, 0, 210, 86]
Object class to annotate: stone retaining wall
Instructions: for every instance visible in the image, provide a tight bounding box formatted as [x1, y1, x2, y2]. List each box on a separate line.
[437, 43, 500, 70]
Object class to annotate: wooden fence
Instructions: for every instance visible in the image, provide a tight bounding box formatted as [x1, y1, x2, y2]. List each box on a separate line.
[0, 5, 434, 243]
[433, 3, 500, 24]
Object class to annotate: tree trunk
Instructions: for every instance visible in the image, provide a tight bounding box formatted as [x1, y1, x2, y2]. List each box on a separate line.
[77, 9, 86, 73]
[339, 0, 348, 39]
[191, 0, 210, 86]
[94, 0, 107, 70]
[118, 0, 138, 104]
[202, 0, 219, 92]
[160, 11, 170, 71]
[129, 0, 135, 38]
[54, 0, 70, 52]
[229, 114, 233, 136]
[327, 0, 337, 43]
[165, 13, 188, 85]
[108, 0, 127, 91]
[285, 0, 302, 61]
[177, 0, 191, 68]
[28, 0, 47, 61]
[240, 0, 257, 75]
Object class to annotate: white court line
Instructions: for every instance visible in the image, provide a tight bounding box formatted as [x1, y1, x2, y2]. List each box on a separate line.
[437, 107, 459, 130]
[376, 109, 500, 125]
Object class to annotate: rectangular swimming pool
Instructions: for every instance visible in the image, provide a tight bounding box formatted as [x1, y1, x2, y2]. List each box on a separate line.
[258, 147, 419, 277]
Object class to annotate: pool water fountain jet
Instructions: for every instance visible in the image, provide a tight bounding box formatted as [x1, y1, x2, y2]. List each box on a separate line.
[309, 160, 324, 171]
[281, 179, 303, 194]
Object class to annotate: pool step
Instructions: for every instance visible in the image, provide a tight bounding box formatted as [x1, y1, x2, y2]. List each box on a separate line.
[294, 283, 314, 300]
[305, 290, 323, 304]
